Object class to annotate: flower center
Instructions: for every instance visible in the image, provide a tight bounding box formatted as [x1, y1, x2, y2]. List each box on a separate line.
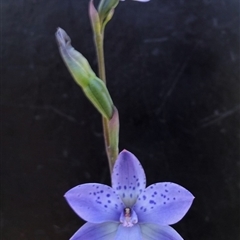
[120, 207, 138, 227]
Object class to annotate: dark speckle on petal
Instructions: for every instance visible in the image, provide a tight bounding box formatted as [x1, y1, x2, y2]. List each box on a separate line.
[149, 200, 156, 204]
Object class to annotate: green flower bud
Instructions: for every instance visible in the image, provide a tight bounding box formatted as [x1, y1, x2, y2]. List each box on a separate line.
[98, 0, 119, 28]
[55, 28, 114, 119]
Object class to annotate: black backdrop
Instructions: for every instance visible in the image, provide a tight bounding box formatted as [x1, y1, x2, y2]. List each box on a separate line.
[2, 0, 240, 239]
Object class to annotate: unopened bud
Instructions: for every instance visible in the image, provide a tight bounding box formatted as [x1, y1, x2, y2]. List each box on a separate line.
[98, 0, 119, 28]
[55, 28, 114, 119]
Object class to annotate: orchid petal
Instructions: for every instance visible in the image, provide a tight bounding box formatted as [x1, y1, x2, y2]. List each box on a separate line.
[115, 224, 142, 240]
[112, 150, 146, 207]
[134, 182, 194, 225]
[70, 222, 119, 240]
[65, 183, 124, 223]
[140, 224, 183, 240]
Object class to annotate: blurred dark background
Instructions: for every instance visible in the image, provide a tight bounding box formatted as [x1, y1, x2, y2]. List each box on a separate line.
[2, 0, 240, 239]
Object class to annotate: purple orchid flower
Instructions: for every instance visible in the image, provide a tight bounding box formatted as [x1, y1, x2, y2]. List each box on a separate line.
[65, 150, 194, 239]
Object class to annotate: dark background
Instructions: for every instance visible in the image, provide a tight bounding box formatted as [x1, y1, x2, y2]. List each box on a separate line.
[2, 0, 240, 239]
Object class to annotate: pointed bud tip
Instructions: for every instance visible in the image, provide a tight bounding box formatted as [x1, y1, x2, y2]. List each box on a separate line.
[89, 0, 101, 31]
[89, 0, 97, 17]
[55, 27, 71, 48]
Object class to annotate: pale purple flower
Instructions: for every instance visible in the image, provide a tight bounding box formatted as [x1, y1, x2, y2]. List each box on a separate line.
[65, 150, 194, 240]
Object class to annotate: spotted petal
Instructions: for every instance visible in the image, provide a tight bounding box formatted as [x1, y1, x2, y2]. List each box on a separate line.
[134, 182, 194, 225]
[115, 224, 142, 240]
[140, 224, 183, 240]
[112, 150, 146, 207]
[70, 222, 119, 240]
[65, 183, 124, 223]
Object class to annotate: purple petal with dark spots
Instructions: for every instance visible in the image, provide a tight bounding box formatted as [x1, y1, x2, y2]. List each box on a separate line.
[112, 150, 146, 207]
[115, 224, 142, 240]
[70, 222, 119, 240]
[64, 183, 124, 223]
[134, 182, 194, 225]
[140, 224, 183, 240]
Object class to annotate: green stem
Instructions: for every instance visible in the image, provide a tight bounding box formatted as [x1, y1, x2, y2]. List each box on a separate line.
[95, 32, 106, 83]
[89, 0, 119, 173]
[94, 30, 116, 173]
